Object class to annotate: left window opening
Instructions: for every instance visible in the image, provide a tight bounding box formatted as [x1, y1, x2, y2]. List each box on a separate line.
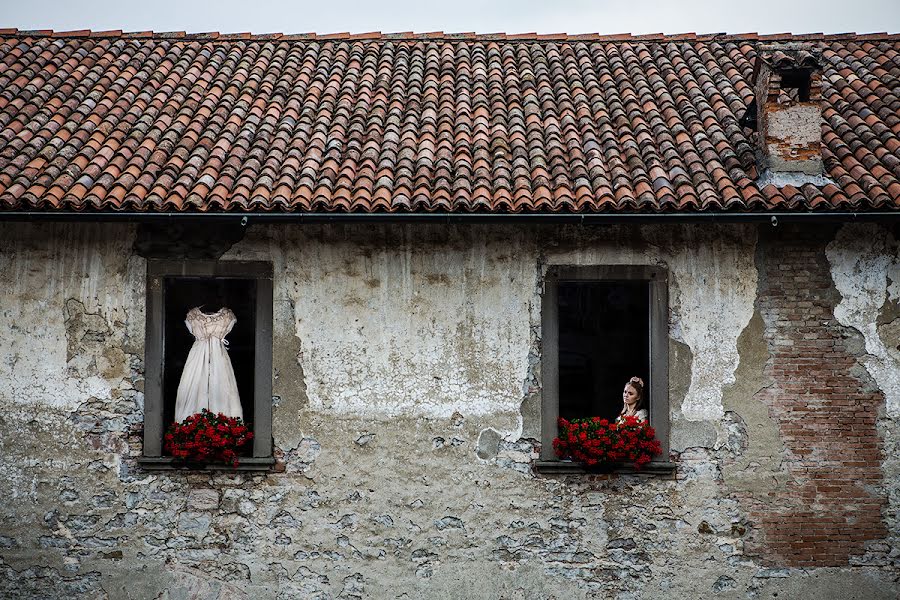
[141, 260, 274, 470]
[163, 277, 257, 440]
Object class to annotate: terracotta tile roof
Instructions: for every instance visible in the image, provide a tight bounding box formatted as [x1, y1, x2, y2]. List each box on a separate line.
[1, 29, 899, 213]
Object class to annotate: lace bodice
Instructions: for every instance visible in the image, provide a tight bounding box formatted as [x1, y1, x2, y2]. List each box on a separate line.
[185, 307, 236, 342]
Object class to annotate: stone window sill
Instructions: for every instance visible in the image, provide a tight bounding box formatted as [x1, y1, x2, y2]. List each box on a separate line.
[533, 460, 677, 476]
[137, 456, 276, 472]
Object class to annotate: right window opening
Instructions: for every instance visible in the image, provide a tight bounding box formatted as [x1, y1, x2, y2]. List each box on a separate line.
[557, 280, 650, 422]
[539, 265, 670, 466]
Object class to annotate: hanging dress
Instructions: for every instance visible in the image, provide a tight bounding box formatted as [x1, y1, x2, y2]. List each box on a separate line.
[174, 307, 243, 423]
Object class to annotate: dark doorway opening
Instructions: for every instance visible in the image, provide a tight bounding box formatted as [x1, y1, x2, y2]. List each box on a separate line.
[557, 281, 650, 421]
[162, 277, 257, 442]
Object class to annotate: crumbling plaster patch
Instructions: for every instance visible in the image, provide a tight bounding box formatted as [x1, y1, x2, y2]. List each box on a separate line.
[0, 224, 143, 412]
[721, 311, 789, 493]
[662, 227, 758, 422]
[826, 224, 900, 417]
[229, 226, 536, 422]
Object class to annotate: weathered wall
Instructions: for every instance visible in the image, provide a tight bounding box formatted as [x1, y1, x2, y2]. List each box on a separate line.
[0, 222, 897, 599]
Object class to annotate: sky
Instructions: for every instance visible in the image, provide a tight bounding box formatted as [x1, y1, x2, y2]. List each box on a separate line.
[2, 0, 899, 36]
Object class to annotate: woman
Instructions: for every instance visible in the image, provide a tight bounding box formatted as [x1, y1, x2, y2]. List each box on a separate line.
[618, 376, 648, 423]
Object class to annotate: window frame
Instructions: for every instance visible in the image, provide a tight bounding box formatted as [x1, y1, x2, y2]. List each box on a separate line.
[139, 259, 275, 471]
[538, 265, 673, 473]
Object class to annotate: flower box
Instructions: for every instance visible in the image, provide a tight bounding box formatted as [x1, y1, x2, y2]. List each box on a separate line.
[552, 416, 661, 469]
[164, 409, 254, 468]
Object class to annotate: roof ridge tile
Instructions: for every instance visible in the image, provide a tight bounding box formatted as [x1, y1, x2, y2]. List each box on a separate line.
[633, 33, 666, 40]
[2, 28, 900, 42]
[719, 32, 759, 40]
[348, 31, 383, 39]
[279, 33, 318, 40]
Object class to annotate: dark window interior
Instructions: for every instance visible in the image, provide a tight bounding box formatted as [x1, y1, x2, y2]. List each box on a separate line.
[558, 281, 649, 421]
[779, 68, 812, 102]
[163, 277, 257, 440]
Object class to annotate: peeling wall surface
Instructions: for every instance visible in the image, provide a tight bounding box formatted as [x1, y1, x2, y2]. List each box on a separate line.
[0, 222, 897, 599]
[826, 224, 900, 417]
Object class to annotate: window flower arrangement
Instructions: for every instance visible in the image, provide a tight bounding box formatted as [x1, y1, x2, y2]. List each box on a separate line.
[164, 409, 253, 468]
[553, 416, 662, 469]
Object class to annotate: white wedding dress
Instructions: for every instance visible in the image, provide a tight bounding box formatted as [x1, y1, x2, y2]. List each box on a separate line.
[174, 307, 243, 422]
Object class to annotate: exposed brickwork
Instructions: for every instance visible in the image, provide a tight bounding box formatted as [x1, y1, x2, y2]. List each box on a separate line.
[748, 226, 887, 567]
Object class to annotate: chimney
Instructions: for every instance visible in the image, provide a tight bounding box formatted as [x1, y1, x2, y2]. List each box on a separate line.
[748, 43, 830, 185]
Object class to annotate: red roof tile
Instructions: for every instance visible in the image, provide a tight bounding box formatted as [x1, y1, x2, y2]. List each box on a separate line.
[0, 30, 898, 213]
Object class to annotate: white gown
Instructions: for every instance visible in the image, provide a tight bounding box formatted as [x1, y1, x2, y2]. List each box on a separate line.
[174, 307, 243, 422]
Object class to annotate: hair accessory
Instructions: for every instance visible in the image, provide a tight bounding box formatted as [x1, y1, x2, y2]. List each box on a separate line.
[629, 376, 644, 387]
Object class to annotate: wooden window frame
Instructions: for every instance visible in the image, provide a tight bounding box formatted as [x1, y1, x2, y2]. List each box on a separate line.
[138, 259, 275, 471]
[536, 265, 674, 474]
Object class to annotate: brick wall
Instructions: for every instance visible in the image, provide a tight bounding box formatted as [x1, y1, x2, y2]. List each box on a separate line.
[748, 226, 887, 566]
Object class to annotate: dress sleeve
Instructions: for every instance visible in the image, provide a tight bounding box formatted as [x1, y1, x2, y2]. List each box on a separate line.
[223, 309, 237, 337]
[636, 409, 649, 422]
[184, 309, 195, 336]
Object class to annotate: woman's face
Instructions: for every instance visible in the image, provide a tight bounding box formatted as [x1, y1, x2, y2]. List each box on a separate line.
[623, 384, 639, 407]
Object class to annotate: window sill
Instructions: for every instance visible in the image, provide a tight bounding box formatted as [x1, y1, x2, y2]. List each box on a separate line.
[137, 456, 276, 472]
[533, 459, 677, 476]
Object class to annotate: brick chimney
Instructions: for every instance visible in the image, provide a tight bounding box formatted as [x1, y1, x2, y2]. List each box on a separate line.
[750, 44, 830, 185]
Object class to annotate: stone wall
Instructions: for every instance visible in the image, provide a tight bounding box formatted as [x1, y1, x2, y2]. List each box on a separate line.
[0, 221, 897, 599]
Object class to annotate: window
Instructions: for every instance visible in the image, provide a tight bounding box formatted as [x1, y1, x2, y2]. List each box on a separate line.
[539, 265, 671, 471]
[139, 260, 274, 470]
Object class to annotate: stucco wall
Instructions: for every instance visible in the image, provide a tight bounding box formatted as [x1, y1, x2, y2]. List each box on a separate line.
[0, 222, 897, 599]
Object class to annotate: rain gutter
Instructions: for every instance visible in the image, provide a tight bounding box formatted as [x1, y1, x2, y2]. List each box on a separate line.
[1, 211, 899, 225]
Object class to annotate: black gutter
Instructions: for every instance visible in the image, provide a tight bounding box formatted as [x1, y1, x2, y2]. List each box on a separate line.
[1, 211, 900, 225]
